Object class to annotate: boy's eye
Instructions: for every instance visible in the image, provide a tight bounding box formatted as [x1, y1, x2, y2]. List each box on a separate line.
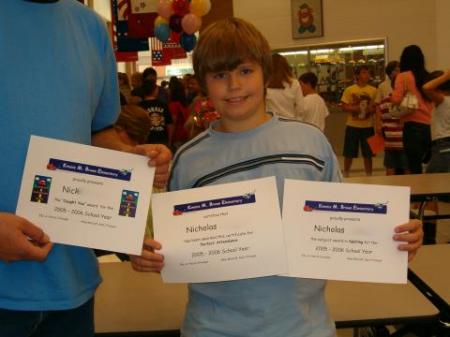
[241, 67, 253, 75]
[213, 72, 228, 80]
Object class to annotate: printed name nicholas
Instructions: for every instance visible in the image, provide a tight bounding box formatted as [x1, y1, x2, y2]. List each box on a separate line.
[186, 223, 217, 234]
[314, 224, 344, 233]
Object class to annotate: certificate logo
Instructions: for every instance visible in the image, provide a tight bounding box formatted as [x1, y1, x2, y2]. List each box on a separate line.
[31, 175, 52, 204]
[173, 192, 256, 216]
[47, 158, 132, 181]
[119, 190, 139, 218]
[303, 200, 387, 214]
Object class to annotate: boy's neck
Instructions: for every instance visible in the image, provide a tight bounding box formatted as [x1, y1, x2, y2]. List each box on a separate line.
[215, 110, 271, 133]
[303, 88, 317, 96]
[356, 81, 368, 88]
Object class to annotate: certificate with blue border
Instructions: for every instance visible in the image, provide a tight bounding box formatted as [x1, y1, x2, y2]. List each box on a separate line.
[16, 135, 155, 254]
[282, 179, 410, 284]
[152, 177, 287, 283]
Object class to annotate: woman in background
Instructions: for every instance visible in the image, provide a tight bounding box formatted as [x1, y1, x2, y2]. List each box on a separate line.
[266, 53, 304, 119]
[390, 45, 433, 174]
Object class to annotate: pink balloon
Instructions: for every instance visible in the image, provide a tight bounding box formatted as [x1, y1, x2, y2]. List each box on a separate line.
[157, 0, 174, 19]
[181, 13, 202, 34]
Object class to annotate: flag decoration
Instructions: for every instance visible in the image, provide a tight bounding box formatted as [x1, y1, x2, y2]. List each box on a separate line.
[163, 38, 187, 60]
[127, 0, 158, 38]
[111, 0, 149, 53]
[150, 37, 171, 66]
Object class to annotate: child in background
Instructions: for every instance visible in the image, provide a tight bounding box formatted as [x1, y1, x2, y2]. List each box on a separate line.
[340, 66, 377, 177]
[374, 61, 409, 175]
[130, 18, 423, 337]
[422, 69, 450, 174]
[298, 72, 329, 131]
[114, 104, 151, 145]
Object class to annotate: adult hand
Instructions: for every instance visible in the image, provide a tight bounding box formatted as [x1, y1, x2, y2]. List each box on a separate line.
[129, 237, 164, 273]
[134, 144, 172, 189]
[0, 212, 53, 262]
[393, 219, 423, 262]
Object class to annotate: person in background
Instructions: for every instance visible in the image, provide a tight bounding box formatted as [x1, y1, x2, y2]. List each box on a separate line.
[130, 17, 423, 337]
[186, 74, 202, 106]
[139, 80, 174, 147]
[131, 72, 143, 91]
[118, 72, 132, 105]
[0, 2, 171, 336]
[266, 53, 305, 120]
[298, 72, 329, 131]
[374, 61, 409, 175]
[168, 77, 190, 151]
[390, 45, 433, 174]
[131, 67, 169, 105]
[341, 65, 377, 177]
[422, 69, 450, 174]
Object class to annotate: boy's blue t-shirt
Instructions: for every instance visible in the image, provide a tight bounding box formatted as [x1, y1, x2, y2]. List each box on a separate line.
[170, 115, 342, 337]
[0, 0, 120, 310]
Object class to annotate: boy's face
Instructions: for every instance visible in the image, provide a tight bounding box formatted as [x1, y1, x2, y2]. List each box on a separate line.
[357, 69, 370, 85]
[299, 80, 311, 94]
[205, 60, 266, 131]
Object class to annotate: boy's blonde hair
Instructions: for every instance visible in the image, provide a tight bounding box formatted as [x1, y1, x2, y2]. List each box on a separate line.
[193, 17, 272, 93]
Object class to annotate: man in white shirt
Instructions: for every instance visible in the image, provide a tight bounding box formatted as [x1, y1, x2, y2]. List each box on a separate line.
[298, 72, 329, 131]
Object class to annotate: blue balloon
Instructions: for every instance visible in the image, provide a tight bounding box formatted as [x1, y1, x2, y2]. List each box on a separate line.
[180, 33, 197, 52]
[155, 24, 170, 43]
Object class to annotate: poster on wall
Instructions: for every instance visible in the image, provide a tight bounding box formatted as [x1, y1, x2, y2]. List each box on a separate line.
[291, 0, 323, 39]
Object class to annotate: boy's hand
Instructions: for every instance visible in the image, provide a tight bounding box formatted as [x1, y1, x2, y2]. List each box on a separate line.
[133, 144, 172, 189]
[393, 219, 423, 262]
[130, 237, 164, 273]
[0, 213, 53, 262]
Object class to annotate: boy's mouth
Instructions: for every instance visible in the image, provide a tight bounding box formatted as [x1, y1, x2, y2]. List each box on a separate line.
[225, 96, 248, 103]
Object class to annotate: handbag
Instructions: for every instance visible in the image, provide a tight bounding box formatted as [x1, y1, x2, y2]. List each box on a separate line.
[388, 75, 419, 118]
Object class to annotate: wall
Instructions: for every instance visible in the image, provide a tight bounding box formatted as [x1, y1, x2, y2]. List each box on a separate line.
[233, 0, 439, 68]
[435, 0, 450, 70]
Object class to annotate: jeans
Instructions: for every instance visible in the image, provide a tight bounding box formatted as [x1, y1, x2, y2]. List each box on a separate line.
[0, 297, 94, 337]
[402, 122, 431, 174]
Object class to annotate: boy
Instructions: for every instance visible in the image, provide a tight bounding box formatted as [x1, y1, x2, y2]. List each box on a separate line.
[341, 66, 377, 177]
[298, 72, 329, 131]
[131, 18, 423, 337]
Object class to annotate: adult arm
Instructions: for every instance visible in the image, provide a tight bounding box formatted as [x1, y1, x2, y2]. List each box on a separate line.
[422, 69, 450, 106]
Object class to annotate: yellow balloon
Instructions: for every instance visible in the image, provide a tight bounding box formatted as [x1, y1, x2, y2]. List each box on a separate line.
[190, 0, 207, 17]
[155, 15, 169, 27]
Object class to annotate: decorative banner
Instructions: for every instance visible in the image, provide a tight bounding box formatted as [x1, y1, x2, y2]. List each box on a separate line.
[150, 37, 171, 66]
[163, 38, 187, 59]
[111, 0, 149, 53]
[128, 0, 158, 38]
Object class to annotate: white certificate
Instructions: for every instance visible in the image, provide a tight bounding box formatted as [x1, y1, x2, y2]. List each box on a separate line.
[152, 177, 287, 283]
[282, 180, 410, 284]
[16, 135, 155, 255]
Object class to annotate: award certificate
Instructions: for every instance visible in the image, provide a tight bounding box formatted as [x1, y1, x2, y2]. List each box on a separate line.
[16, 135, 155, 255]
[152, 177, 287, 283]
[282, 179, 410, 284]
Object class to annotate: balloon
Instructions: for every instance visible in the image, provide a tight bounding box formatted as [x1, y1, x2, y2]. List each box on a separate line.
[180, 33, 197, 52]
[155, 23, 170, 42]
[190, 0, 211, 16]
[155, 16, 169, 27]
[169, 14, 183, 33]
[172, 0, 190, 16]
[181, 13, 201, 34]
[157, 0, 174, 19]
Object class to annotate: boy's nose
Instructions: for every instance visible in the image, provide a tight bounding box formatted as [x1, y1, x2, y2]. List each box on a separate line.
[228, 72, 241, 89]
